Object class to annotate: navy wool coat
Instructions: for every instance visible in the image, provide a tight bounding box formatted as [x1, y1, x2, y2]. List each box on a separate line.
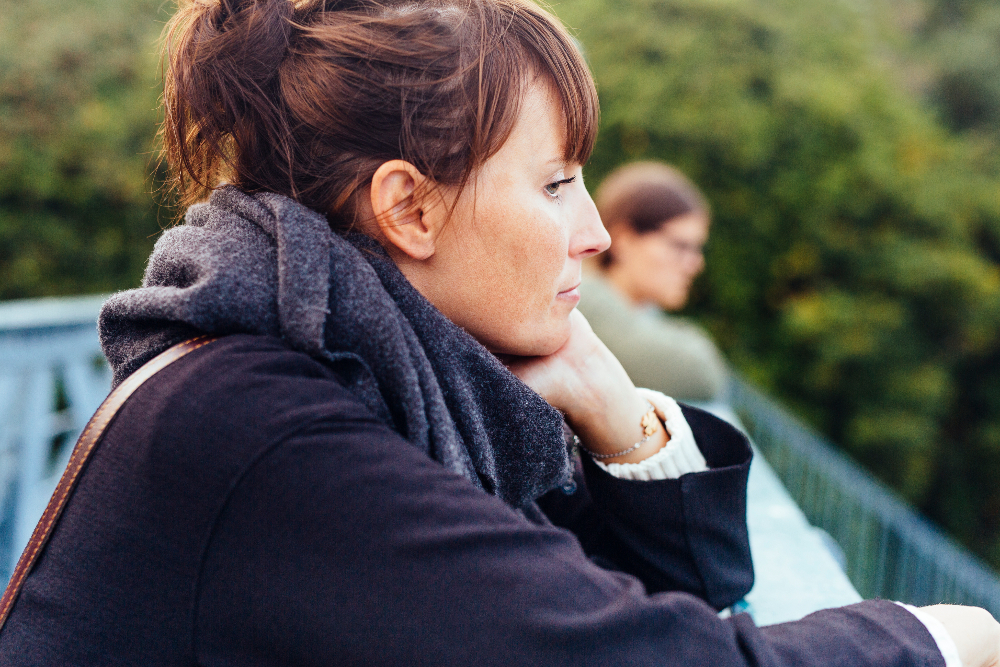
[0, 335, 944, 666]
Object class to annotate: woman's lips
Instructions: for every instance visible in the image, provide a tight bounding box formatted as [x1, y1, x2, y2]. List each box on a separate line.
[557, 284, 581, 302]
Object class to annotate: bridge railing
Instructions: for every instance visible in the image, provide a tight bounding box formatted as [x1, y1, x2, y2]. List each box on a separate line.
[729, 377, 1000, 615]
[0, 296, 112, 578]
[2, 294, 998, 624]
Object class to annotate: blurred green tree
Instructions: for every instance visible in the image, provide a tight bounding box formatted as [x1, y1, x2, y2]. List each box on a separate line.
[921, 1, 1000, 148]
[554, 0, 1000, 563]
[0, 0, 167, 299]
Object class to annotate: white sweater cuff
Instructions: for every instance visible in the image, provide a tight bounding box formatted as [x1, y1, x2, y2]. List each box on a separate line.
[594, 390, 708, 480]
[894, 602, 963, 667]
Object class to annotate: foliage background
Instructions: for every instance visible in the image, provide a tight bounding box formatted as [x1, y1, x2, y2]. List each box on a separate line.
[555, 0, 1000, 566]
[0, 0, 166, 298]
[4, 0, 1000, 566]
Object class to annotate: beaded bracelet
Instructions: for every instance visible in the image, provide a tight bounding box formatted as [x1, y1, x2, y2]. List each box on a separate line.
[574, 402, 662, 461]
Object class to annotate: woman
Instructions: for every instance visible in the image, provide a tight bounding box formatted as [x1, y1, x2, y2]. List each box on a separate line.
[579, 161, 728, 401]
[0, 0, 995, 664]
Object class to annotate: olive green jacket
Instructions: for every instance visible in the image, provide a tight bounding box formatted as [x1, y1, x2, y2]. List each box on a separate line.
[578, 274, 727, 401]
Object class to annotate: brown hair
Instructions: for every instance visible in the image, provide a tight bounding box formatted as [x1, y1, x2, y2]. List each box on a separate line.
[594, 161, 709, 268]
[160, 0, 598, 229]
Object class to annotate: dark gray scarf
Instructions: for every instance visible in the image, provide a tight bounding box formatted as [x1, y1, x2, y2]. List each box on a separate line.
[99, 186, 572, 512]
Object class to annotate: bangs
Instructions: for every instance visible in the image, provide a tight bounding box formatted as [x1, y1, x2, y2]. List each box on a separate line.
[513, 2, 599, 165]
[474, 0, 599, 169]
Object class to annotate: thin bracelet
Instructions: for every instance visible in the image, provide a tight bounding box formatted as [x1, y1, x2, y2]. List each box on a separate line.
[575, 402, 662, 461]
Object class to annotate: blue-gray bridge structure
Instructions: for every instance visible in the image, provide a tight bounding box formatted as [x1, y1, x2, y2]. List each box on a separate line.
[2, 294, 999, 619]
[729, 378, 1000, 615]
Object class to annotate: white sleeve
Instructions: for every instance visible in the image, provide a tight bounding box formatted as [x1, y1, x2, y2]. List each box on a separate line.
[594, 389, 709, 480]
[894, 602, 963, 667]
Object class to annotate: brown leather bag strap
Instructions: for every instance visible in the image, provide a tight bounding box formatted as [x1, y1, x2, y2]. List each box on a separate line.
[0, 335, 220, 630]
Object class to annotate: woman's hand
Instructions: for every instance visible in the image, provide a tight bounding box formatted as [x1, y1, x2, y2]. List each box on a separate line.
[503, 310, 668, 463]
[921, 605, 1000, 667]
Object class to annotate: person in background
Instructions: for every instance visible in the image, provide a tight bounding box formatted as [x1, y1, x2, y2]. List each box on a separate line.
[579, 161, 728, 402]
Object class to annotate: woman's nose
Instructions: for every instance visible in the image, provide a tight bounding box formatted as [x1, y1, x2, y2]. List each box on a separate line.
[571, 193, 610, 259]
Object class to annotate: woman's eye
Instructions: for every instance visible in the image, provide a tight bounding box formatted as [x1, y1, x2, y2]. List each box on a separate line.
[544, 176, 576, 198]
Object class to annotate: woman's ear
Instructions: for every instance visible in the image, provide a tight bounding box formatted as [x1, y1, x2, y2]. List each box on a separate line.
[370, 160, 441, 260]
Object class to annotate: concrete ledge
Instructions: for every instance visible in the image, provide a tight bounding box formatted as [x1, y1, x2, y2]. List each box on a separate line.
[0, 295, 108, 333]
[690, 402, 861, 626]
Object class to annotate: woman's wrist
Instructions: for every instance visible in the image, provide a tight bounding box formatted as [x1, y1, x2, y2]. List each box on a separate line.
[548, 328, 670, 464]
[567, 386, 670, 464]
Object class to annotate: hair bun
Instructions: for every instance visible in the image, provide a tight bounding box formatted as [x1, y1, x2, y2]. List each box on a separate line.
[199, 0, 293, 83]
[162, 0, 598, 224]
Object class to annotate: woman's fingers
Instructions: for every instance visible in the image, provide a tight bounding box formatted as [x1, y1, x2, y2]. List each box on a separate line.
[921, 604, 1000, 667]
[503, 310, 668, 462]
[503, 310, 597, 406]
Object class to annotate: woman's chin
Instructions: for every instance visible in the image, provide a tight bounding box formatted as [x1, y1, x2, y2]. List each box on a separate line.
[488, 322, 571, 358]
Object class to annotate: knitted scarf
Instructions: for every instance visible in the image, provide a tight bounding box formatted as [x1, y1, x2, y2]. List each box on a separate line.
[98, 186, 572, 512]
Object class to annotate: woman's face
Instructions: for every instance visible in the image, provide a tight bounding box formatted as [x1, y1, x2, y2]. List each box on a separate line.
[608, 212, 709, 310]
[397, 81, 609, 356]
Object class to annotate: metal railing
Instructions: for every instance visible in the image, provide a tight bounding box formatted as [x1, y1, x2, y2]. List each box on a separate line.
[3, 294, 1000, 620]
[0, 296, 112, 579]
[729, 377, 1000, 615]
[0, 295, 862, 625]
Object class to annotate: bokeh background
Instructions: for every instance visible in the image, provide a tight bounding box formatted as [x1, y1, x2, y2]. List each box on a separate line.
[4, 0, 1000, 568]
